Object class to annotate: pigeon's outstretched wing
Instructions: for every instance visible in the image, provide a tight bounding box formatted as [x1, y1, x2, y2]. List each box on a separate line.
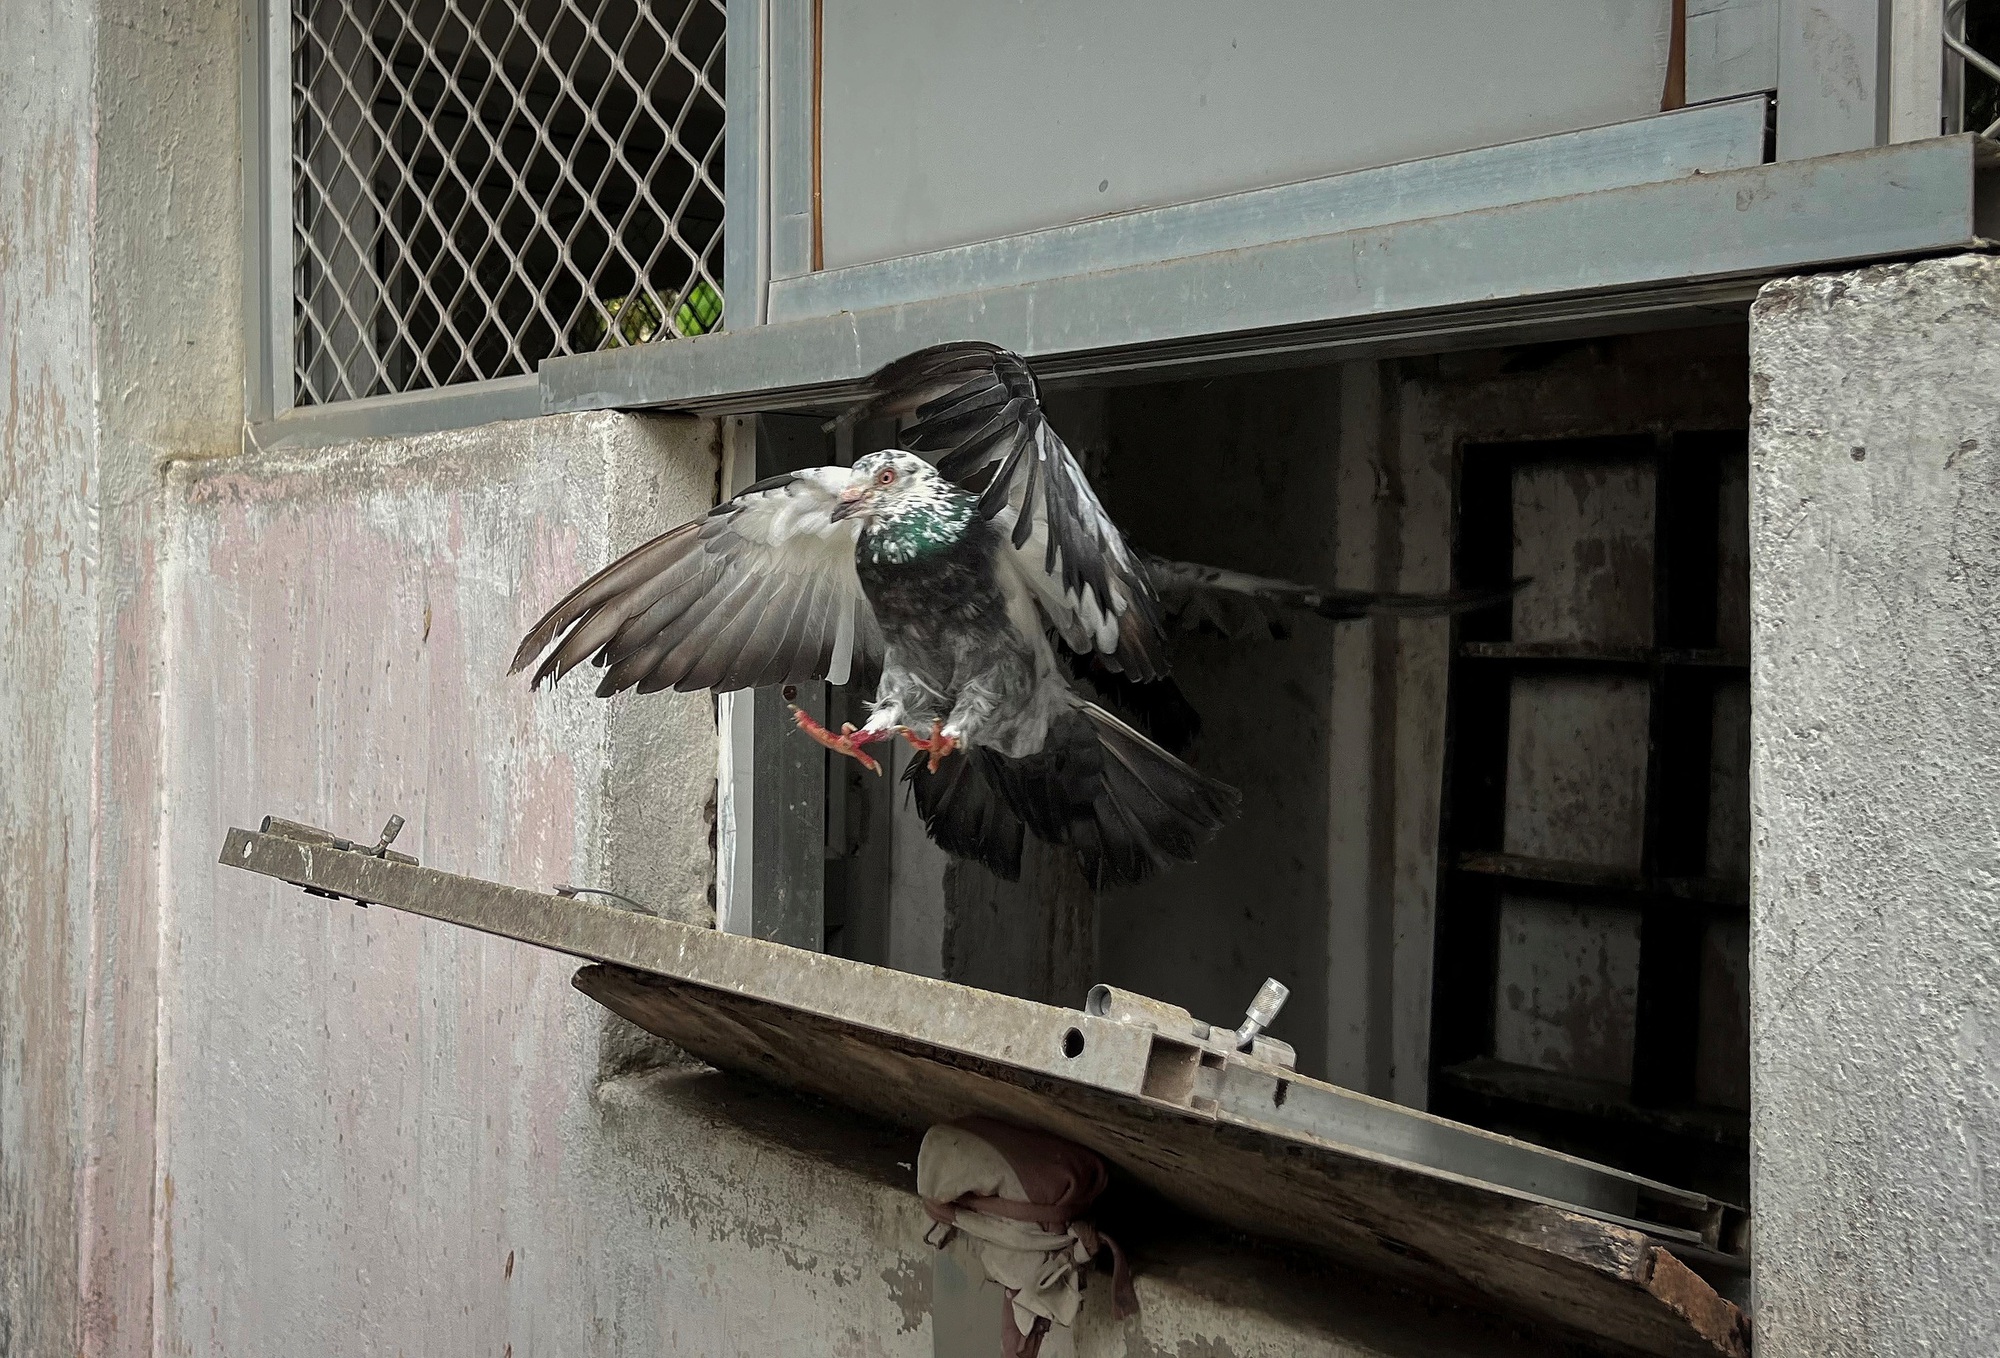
[510, 468, 881, 696]
[839, 342, 1170, 681]
[1141, 551, 1527, 643]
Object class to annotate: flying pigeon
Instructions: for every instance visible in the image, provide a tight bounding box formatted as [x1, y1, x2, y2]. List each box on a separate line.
[512, 357, 1237, 887]
[512, 342, 1517, 885]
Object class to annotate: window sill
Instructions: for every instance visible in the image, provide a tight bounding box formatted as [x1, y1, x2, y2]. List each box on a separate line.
[247, 375, 543, 453]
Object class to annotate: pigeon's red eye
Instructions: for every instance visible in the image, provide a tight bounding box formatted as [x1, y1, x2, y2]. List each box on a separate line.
[876, 468, 897, 486]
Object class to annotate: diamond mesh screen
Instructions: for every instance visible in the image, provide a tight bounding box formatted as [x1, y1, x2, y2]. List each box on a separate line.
[291, 0, 725, 406]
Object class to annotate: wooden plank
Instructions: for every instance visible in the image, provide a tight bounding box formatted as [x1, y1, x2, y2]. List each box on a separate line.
[578, 964, 1747, 1358]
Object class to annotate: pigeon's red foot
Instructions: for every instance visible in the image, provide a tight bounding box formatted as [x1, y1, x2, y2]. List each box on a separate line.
[901, 721, 960, 773]
[790, 705, 885, 775]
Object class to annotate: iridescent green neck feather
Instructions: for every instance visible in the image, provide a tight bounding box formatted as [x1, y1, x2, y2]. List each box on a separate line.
[859, 492, 978, 565]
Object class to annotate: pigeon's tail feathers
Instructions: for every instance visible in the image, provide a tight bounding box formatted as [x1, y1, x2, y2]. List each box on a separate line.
[1140, 549, 1529, 640]
[1068, 703, 1239, 888]
[1063, 647, 1203, 755]
[905, 705, 1237, 889]
[903, 749, 1027, 882]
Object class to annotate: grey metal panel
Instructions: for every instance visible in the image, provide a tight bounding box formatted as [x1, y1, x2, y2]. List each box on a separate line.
[539, 137, 1989, 418]
[723, 0, 766, 326]
[220, 818, 1755, 1353]
[1776, 0, 1889, 158]
[237, 0, 298, 422]
[817, 0, 1678, 269]
[769, 97, 1773, 326]
[246, 375, 542, 452]
[1685, 0, 1781, 104]
[239, 0, 291, 422]
[768, 0, 814, 280]
[750, 684, 825, 949]
[216, 819, 1728, 1229]
[714, 418, 760, 938]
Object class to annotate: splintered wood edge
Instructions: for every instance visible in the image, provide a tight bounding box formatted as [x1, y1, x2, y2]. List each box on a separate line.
[1644, 1247, 1750, 1357]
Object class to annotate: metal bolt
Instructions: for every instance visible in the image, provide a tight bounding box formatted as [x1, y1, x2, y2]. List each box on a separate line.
[1234, 978, 1291, 1050]
[370, 814, 405, 856]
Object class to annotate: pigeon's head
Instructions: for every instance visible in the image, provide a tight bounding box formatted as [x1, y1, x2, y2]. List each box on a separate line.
[831, 449, 959, 527]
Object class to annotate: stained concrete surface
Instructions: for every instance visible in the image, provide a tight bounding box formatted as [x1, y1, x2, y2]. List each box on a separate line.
[3, 0, 242, 1351]
[1749, 255, 2000, 1355]
[1, 1, 98, 1350]
[158, 412, 737, 1357]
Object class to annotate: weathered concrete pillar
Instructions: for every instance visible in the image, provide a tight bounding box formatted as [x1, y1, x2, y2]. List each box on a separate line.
[1748, 255, 2000, 1354]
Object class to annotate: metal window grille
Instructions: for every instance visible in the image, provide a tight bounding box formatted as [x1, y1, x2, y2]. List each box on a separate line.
[1946, 0, 2000, 136]
[290, 0, 725, 407]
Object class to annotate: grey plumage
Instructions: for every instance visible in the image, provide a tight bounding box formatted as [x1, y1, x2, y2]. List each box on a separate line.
[834, 342, 1170, 681]
[513, 341, 1520, 884]
[513, 428, 1233, 887]
[1140, 551, 1528, 643]
[511, 468, 882, 696]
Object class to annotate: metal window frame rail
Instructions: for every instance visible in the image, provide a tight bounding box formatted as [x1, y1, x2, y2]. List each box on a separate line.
[1894, 0, 2000, 142]
[1945, 0, 2000, 138]
[541, 134, 1997, 420]
[221, 817, 1750, 1357]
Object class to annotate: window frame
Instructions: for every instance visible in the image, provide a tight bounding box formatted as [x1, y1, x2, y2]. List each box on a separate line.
[237, 0, 752, 448]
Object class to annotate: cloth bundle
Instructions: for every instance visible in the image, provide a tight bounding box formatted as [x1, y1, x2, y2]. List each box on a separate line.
[917, 1116, 1137, 1357]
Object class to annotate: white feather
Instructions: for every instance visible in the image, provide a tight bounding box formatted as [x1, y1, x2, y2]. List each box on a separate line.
[828, 595, 856, 685]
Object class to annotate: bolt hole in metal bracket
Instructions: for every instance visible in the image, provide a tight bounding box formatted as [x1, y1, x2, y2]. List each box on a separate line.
[220, 816, 1750, 1280]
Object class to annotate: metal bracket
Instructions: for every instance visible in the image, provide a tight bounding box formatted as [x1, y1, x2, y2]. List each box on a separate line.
[1086, 981, 1298, 1070]
[248, 815, 417, 907]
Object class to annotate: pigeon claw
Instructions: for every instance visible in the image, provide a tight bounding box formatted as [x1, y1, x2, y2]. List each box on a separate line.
[900, 721, 960, 774]
[790, 704, 884, 776]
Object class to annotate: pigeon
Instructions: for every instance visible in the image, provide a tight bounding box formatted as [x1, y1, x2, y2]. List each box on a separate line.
[512, 341, 1519, 885]
[511, 374, 1238, 888]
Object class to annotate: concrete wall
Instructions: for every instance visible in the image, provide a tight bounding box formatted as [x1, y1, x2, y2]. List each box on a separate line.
[2, 0, 240, 1349]
[1, 0, 99, 1349]
[156, 410, 943, 1357]
[1748, 255, 2000, 1355]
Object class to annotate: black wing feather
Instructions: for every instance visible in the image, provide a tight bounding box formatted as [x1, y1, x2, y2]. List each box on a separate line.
[842, 342, 1170, 680]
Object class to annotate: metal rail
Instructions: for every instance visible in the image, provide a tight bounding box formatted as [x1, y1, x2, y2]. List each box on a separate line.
[219, 814, 1749, 1263]
[1946, 0, 2000, 138]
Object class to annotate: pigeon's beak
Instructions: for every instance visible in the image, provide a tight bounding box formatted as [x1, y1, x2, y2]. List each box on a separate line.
[829, 486, 869, 523]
